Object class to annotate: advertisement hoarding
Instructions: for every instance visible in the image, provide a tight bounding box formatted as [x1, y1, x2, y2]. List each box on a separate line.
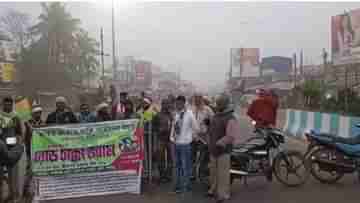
[0, 62, 14, 82]
[231, 48, 241, 77]
[261, 56, 292, 75]
[332, 8, 360, 65]
[240, 48, 260, 77]
[134, 60, 152, 90]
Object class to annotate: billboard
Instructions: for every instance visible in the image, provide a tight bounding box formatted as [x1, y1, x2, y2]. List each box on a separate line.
[240, 48, 260, 77]
[261, 56, 292, 74]
[134, 60, 152, 89]
[0, 62, 15, 82]
[231, 48, 241, 77]
[332, 9, 360, 65]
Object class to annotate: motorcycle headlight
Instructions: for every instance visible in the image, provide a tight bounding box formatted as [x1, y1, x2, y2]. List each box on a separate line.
[6, 137, 17, 145]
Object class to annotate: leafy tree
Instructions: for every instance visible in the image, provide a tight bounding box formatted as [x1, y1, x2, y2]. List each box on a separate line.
[301, 79, 321, 108]
[30, 2, 80, 66]
[70, 29, 100, 85]
[0, 9, 32, 60]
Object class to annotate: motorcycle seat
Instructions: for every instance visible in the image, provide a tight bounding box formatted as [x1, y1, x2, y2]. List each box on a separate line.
[333, 135, 360, 145]
[232, 138, 266, 154]
[312, 131, 360, 145]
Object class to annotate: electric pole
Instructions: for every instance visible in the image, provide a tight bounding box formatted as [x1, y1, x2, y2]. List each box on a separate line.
[101, 28, 105, 82]
[229, 48, 233, 80]
[293, 53, 297, 87]
[112, 0, 116, 80]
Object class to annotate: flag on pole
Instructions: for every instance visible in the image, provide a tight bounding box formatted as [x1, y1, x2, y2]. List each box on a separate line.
[15, 96, 32, 122]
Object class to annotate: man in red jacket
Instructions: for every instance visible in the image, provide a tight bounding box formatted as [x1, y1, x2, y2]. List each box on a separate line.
[247, 89, 278, 128]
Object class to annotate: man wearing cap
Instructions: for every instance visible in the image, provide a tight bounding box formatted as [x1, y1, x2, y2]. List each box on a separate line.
[25, 105, 45, 165]
[46, 97, 78, 125]
[208, 94, 239, 203]
[138, 97, 157, 125]
[23, 104, 45, 199]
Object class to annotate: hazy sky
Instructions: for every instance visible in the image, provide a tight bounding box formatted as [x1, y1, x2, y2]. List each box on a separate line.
[1, 1, 360, 91]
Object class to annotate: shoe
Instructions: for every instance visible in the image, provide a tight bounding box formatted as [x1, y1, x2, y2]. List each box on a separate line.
[216, 199, 225, 203]
[170, 188, 183, 194]
[205, 192, 214, 198]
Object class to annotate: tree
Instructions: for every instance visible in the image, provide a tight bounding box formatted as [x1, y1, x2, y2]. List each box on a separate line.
[68, 29, 100, 87]
[30, 2, 80, 66]
[0, 9, 32, 60]
[302, 79, 321, 108]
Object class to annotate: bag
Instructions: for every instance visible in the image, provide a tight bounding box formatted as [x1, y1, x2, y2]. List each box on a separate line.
[0, 140, 24, 167]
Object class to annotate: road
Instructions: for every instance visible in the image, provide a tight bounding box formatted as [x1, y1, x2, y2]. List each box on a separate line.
[43, 115, 359, 203]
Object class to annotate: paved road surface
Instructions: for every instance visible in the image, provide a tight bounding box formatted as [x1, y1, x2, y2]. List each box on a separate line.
[43, 115, 359, 203]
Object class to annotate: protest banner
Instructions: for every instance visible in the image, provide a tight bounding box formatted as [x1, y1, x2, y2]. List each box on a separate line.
[32, 119, 144, 200]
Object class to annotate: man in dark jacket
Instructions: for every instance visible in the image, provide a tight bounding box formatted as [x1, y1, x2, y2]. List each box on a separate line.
[46, 97, 78, 125]
[152, 99, 173, 182]
[208, 94, 239, 203]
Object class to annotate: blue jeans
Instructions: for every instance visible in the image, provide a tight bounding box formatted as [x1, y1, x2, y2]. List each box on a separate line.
[175, 144, 192, 192]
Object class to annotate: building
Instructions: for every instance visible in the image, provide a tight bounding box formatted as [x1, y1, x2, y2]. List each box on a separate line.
[261, 56, 292, 81]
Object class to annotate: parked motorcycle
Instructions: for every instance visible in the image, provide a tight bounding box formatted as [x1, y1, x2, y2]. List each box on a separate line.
[304, 126, 360, 184]
[193, 135, 210, 184]
[195, 121, 308, 187]
[230, 122, 308, 187]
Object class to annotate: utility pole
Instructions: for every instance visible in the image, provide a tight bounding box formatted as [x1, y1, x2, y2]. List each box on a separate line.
[100, 28, 105, 82]
[112, 0, 116, 80]
[293, 53, 297, 87]
[240, 48, 243, 78]
[300, 49, 304, 76]
[229, 48, 233, 80]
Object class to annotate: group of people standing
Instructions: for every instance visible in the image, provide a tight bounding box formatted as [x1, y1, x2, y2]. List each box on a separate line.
[0, 87, 277, 203]
[152, 93, 240, 203]
[0, 91, 158, 203]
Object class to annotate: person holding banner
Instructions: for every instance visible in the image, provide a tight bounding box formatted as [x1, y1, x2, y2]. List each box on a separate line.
[77, 103, 97, 123]
[96, 103, 112, 122]
[25, 105, 45, 167]
[23, 104, 45, 202]
[46, 97, 78, 125]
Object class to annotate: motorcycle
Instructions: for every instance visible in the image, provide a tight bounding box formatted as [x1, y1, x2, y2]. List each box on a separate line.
[230, 121, 308, 187]
[193, 135, 210, 184]
[304, 125, 360, 184]
[196, 121, 308, 187]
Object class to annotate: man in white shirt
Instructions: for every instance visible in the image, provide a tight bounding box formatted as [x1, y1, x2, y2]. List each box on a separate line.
[170, 95, 199, 194]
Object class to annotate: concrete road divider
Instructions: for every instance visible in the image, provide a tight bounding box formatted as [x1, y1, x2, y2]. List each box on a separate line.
[283, 109, 360, 139]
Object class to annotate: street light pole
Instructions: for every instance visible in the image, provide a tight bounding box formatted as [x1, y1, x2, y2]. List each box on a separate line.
[112, 0, 116, 80]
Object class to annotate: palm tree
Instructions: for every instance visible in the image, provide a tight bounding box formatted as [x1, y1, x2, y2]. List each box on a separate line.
[30, 2, 80, 66]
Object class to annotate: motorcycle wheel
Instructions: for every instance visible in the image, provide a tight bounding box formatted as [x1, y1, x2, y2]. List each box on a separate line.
[273, 150, 309, 187]
[308, 148, 344, 184]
